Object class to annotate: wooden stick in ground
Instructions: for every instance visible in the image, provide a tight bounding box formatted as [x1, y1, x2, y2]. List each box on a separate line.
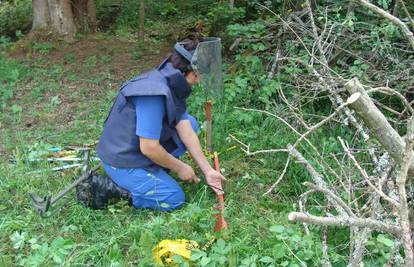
[205, 101, 213, 153]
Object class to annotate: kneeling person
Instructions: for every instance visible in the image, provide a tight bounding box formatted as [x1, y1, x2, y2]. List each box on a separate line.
[95, 38, 225, 211]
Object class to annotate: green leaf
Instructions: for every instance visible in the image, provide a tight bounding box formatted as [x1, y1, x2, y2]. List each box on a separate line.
[190, 249, 206, 261]
[259, 256, 274, 263]
[172, 255, 185, 263]
[200, 256, 211, 266]
[216, 238, 226, 250]
[11, 104, 22, 113]
[377, 234, 394, 247]
[273, 243, 286, 259]
[10, 231, 27, 250]
[270, 225, 285, 234]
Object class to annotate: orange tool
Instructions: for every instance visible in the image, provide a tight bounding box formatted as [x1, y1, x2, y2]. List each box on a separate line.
[213, 152, 228, 232]
[205, 101, 228, 232]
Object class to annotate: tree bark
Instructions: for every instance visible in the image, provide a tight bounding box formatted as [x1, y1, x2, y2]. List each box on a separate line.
[32, 0, 51, 31]
[345, 78, 407, 166]
[230, 0, 234, 8]
[138, 0, 145, 41]
[86, 0, 97, 31]
[47, 0, 77, 40]
[71, 0, 86, 31]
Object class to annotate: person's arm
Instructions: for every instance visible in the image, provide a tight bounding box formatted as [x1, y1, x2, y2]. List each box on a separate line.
[140, 138, 199, 183]
[134, 95, 198, 183]
[175, 119, 226, 194]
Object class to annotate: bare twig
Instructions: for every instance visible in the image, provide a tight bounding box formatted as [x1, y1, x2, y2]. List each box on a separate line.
[399, 0, 414, 31]
[282, 239, 307, 267]
[338, 136, 399, 207]
[288, 145, 349, 217]
[321, 224, 333, 267]
[228, 134, 288, 156]
[293, 93, 360, 148]
[263, 156, 291, 196]
[304, 181, 355, 217]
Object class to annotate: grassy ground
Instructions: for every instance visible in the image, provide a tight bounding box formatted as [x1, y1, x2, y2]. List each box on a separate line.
[0, 34, 342, 266]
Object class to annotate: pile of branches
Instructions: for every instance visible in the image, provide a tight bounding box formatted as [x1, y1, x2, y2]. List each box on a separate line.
[231, 0, 414, 265]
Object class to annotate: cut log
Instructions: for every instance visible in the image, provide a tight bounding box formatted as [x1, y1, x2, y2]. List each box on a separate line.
[345, 78, 408, 167]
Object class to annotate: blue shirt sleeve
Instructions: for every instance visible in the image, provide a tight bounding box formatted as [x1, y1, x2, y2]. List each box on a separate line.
[179, 111, 189, 121]
[132, 96, 165, 140]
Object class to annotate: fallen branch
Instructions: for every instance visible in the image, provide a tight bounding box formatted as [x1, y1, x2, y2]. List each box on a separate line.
[303, 181, 355, 217]
[288, 145, 349, 217]
[345, 78, 407, 166]
[288, 212, 402, 235]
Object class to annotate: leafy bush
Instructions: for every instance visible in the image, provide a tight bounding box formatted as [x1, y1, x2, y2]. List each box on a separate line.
[206, 4, 245, 36]
[0, 0, 32, 38]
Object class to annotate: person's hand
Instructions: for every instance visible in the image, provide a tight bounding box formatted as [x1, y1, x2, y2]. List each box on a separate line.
[205, 169, 226, 195]
[177, 163, 200, 183]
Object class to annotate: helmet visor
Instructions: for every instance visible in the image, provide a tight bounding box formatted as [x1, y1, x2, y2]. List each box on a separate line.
[191, 37, 222, 97]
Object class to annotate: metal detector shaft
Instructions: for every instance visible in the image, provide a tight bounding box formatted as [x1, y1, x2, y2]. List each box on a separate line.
[49, 164, 100, 205]
[31, 149, 97, 215]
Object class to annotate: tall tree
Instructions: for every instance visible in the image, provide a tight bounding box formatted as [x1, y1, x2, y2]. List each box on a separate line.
[87, 0, 97, 31]
[48, 0, 76, 39]
[31, 0, 97, 41]
[31, 0, 51, 31]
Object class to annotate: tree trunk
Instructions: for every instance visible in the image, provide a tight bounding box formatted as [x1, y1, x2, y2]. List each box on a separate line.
[138, 0, 145, 41]
[32, 0, 51, 31]
[71, 0, 86, 31]
[229, 0, 234, 8]
[71, 0, 96, 32]
[87, 0, 97, 31]
[48, 0, 77, 40]
[31, 0, 96, 40]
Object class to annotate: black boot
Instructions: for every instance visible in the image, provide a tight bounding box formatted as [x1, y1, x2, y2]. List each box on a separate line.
[76, 172, 131, 209]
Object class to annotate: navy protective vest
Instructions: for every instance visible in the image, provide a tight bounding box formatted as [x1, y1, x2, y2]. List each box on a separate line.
[97, 60, 191, 168]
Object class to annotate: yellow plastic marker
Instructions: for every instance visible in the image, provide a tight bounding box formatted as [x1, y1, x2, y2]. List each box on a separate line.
[152, 239, 199, 266]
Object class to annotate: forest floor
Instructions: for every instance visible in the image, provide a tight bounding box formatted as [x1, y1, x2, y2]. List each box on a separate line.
[0, 33, 336, 266]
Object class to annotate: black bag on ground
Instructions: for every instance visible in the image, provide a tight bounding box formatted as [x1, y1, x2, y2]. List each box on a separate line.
[76, 172, 131, 209]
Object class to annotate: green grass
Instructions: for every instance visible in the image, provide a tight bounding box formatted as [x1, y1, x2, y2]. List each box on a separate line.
[0, 35, 355, 266]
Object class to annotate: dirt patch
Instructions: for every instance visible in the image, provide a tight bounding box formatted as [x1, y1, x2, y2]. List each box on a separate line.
[3, 34, 174, 142]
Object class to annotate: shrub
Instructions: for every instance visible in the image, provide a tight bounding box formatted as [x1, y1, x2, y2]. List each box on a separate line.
[0, 0, 32, 39]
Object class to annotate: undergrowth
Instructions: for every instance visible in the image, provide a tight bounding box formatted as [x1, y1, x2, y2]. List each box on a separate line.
[0, 32, 350, 266]
[2, 1, 410, 266]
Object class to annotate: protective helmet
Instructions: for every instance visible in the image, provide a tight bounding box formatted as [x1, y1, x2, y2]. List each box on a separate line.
[174, 37, 222, 97]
